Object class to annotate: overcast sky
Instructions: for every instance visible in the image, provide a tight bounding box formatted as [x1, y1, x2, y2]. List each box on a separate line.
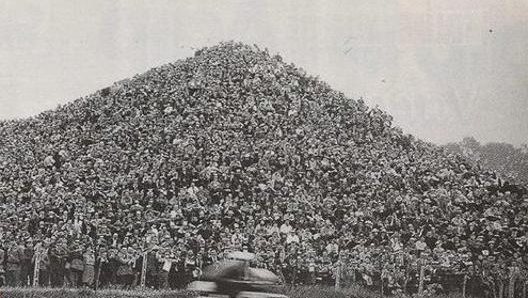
[1, 0, 527, 145]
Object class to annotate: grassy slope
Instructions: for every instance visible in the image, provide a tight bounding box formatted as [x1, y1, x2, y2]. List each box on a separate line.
[0, 286, 464, 298]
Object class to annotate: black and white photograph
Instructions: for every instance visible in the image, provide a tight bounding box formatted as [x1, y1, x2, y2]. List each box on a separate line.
[1, 1, 527, 298]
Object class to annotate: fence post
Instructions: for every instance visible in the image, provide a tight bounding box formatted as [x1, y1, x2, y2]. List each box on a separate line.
[492, 280, 497, 298]
[94, 242, 99, 292]
[418, 264, 425, 297]
[463, 274, 468, 298]
[95, 258, 101, 291]
[508, 267, 517, 298]
[403, 276, 408, 295]
[499, 280, 504, 298]
[141, 251, 148, 288]
[33, 252, 40, 287]
[335, 262, 341, 291]
[523, 281, 527, 298]
[380, 270, 384, 297]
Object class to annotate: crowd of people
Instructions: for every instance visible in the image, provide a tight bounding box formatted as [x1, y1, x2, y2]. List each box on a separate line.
[1, 42, 528, 295]
[446, 137, 528, 185]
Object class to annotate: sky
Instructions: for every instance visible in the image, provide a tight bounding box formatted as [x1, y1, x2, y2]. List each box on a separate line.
[1, 0, 527, 146]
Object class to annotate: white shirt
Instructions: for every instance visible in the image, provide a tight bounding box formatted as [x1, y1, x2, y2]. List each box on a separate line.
[280, 223, 293, 234]
[286, 234, 300, 244]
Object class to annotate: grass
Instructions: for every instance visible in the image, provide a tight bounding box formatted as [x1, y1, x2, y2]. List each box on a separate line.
[282, 285, 464, 298]
[0, 287, 195, 298]
[0, 286, 465, 298]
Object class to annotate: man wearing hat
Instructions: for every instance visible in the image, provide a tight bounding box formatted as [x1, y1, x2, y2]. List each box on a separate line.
[67, 240, 84, 287]
[104, 247, 118, 286]
[82, 245, 96, 288]
[5, 240, 24, 287]
[20, 238, 35, 287]
[34, 241, 50, 287]
[145, 245, 160, 288]
[116, 247, 134, 289]
[184, 250, 197, 285]
[49, 237, 68, 287]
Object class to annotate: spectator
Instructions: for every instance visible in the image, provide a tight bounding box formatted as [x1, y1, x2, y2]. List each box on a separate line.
[20, 239, 35, 287]
[34, 241, 50, 287]
[82, 247, 95, 287]
[49, 238, 68, 287]
[67, 241, 84, 287]
[145, 246, 159, 288]
[116, 247, 134, 289]
[5, 241, 23, 287]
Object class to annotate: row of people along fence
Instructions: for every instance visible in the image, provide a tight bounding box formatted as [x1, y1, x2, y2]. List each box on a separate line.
[3, 244, 528, 298]
[335, 249, 528, 298]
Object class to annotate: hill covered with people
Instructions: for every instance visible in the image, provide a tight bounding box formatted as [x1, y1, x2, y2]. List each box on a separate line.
[1, 42, 527, 294]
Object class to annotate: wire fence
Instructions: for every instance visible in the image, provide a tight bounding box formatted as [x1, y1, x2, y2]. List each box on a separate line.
[5, 246, 528, 298]
[334, 249, 528, 298]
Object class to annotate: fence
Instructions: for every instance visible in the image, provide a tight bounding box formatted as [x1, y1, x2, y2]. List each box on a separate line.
[16, 246, 528, 297]
[24, 250, 209, 289]
[334, 250, 528, 298]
